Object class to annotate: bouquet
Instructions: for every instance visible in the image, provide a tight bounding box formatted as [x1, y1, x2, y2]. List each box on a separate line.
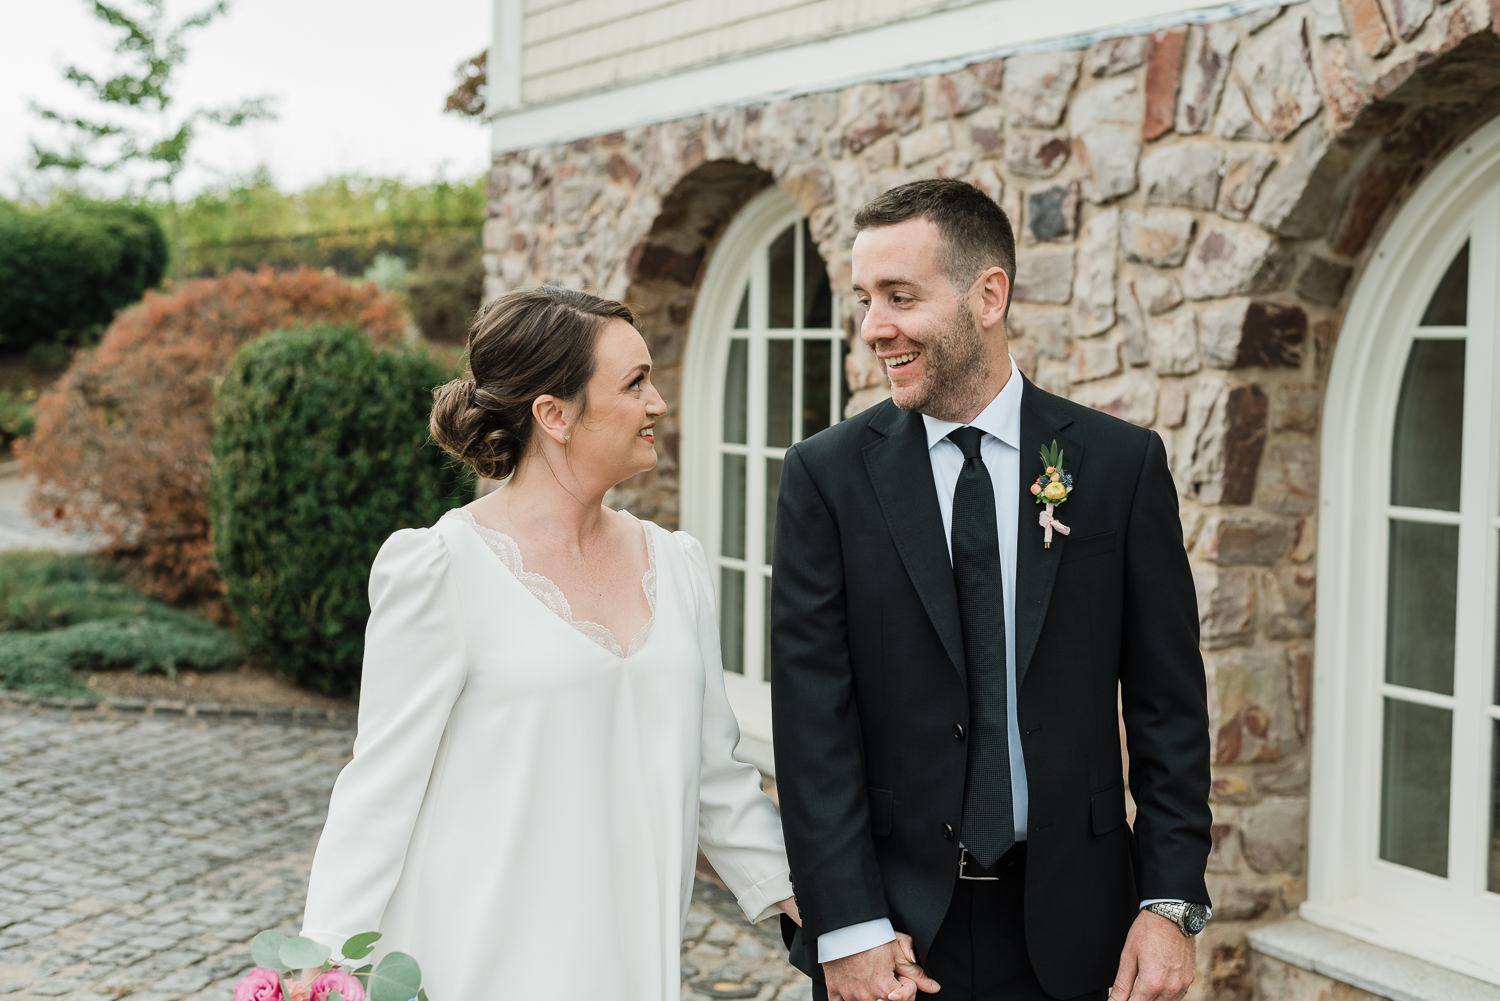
[233, 930, 427, 1001]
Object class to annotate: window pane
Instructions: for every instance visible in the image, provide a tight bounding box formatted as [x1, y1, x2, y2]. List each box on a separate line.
[1419, 242, 1468, 327]
[763, 574, 774, 684]
[803, 340, 833, 437]
[1390, 339, 1464, 511]
[803, 219, 833, 328]
[765, 457, 783, 564]
[721, 453, 746, 560]
[1490, 721, 1500, 894]
[1380, 698, 1452, 876]
[724, 338, 748, 445]
[767, 340, 795, 447]
[768, 224, 795, 328]
[734, 287, 749, 329]
[1385, 520, 1458, 695]
[720, 567, 745, 676]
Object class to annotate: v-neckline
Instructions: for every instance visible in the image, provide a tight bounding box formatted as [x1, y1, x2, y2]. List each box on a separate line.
[448, 508, 658, 659]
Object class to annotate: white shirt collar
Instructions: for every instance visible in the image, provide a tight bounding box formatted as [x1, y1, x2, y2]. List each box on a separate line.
[921, 357, 1023, 452]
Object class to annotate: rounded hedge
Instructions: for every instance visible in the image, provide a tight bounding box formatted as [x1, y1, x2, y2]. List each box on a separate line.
[211, 325, 473, 695]
[0, 199, 168, 352]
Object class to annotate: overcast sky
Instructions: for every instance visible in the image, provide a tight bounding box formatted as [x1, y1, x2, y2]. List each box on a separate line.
[1, 0, 492, 200]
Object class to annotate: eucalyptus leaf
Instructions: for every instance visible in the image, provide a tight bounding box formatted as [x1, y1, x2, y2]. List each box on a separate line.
[328, 992, 343, 1001]
[417, 989, 429, 1001]
[251, 930, 289, 970]
[278, 935, 330, 970]
[368, 952, 422, 1001]
[341, 931, 382, 960]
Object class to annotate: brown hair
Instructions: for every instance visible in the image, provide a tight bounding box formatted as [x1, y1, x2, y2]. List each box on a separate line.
[430, 285, 635, 480]
[853, 178, 1017, 305]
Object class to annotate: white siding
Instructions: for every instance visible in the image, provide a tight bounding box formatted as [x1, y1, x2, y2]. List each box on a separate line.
[520, 0, 986, 103]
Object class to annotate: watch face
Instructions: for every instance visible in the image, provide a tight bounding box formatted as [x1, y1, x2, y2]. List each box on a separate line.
[1183, 904, 1209, 934]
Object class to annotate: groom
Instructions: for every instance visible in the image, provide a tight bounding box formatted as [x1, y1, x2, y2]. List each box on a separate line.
[770, 179, 1212, 1001]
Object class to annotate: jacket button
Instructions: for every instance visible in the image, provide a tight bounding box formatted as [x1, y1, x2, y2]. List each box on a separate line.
[952, 723, 965, 741]
[942, 824, 955, 840]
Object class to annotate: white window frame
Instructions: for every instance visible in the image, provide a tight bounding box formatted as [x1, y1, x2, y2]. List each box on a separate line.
[1308, 114, 1500, 987]
[681, 186, 842, 775]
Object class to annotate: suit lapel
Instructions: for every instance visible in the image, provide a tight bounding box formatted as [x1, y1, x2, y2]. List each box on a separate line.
[863, 404, 966, 678]
[1014, 379, 1083, 689]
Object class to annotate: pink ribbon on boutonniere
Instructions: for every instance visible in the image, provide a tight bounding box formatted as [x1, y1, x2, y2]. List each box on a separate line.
[1031, 440, 1075, 549]
[1038, 504, 1070, 549]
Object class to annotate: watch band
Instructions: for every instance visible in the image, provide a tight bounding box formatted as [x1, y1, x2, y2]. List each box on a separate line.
[1144, 901, 1207, 937]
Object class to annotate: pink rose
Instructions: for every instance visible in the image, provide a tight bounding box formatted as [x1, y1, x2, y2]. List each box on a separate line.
[234, 969, 284, 1001]
[1029, 483, 1042, 496]
[284, 978, 312, 1001]
[310, 970, 366, 1001]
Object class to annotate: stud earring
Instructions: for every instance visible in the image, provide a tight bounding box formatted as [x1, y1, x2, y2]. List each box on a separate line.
[563, 434, 570, 443]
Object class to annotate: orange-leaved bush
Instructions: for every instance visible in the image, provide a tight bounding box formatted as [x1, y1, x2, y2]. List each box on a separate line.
[19, 268, 411, 605]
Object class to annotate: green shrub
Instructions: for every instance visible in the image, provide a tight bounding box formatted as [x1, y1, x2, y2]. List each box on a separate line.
[0, 550, 242, 697]
[0, 387, 36, 447]
[405, 233, 483, 344]
[211, 325, 473, 695]
[0, 199, 168, 352]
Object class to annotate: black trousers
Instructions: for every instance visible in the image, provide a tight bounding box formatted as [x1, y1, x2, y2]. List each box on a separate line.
[919, 845, 1106, 1001]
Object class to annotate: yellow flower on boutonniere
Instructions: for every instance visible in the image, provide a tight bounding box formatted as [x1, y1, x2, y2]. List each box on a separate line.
[1031, 440, 1074, 549]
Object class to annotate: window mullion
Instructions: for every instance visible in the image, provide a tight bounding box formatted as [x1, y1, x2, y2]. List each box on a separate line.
[745, 248, 770, 684]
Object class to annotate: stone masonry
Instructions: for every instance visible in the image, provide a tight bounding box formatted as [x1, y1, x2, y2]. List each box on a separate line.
[483, 2, 1500, 997]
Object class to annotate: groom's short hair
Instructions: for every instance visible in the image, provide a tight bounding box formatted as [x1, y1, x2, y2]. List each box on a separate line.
[854, 178, 1017, 300]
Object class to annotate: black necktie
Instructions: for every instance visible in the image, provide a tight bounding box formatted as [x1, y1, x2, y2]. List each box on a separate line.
[948, 426, 1014, 866]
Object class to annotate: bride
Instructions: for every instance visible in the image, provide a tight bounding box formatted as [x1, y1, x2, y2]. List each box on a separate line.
[300, 285, 799, 999]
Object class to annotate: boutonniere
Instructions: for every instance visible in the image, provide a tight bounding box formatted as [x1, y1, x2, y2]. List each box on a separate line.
[1031, 440, 1074, 549]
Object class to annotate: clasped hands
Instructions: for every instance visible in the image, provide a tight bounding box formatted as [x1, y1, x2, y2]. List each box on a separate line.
[822, 933, 939, 1001]
[819, 909, 1195, 1001]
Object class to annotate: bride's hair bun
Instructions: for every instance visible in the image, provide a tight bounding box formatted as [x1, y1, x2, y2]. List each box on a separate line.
[429, 286, 634, 481]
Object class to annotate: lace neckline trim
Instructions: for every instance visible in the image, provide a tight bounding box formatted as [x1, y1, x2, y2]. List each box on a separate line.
[448, 508, 658, 658]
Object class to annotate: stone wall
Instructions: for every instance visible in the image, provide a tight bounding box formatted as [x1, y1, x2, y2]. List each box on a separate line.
[485, 1, 1500, 996]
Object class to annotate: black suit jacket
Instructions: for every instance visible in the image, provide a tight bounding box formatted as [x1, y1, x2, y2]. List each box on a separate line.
[769, 376, 1211, 998]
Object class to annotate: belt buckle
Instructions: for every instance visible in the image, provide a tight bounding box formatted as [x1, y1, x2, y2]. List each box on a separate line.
[957, 847, 1000, 881]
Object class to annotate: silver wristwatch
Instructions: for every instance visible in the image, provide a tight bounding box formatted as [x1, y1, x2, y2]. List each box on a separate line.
[1144, 901, 1209, 937]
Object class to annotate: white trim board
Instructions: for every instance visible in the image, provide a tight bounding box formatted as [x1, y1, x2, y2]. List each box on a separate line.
[488, 0, 1286, 154]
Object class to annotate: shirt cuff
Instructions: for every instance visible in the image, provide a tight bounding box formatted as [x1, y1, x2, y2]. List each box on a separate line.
[818, 918, 897, 963]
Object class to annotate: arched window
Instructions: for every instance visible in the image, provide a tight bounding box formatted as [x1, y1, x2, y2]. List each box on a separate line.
[1309, 116, 1500, 985]
[681, 186, 844, 771]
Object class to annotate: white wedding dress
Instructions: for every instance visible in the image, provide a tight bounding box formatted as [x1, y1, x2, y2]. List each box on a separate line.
[300, 509, 792, 1000]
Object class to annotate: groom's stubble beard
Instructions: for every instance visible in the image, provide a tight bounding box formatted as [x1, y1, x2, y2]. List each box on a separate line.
[894, 301, 992, 425]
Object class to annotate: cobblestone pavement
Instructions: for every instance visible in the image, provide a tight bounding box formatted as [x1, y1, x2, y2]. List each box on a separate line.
[0, 707, 810, 1001]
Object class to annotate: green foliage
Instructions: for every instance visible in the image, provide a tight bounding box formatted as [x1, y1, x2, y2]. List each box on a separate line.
[405, 233, 484, 343]
[212, 325, 473, 696]
[0, 198, 168, 352]
[0, 388, 37, 447]
[29, 0, 274, 200]
[170, 171, 485, 278]
[0, 550, 241, 697]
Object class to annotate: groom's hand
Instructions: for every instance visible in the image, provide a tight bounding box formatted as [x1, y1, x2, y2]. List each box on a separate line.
[1108, 910, 1196, 1001]
[822, 933, 940, 1001]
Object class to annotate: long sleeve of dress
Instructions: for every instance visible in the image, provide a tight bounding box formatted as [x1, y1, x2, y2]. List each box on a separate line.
[300, 527, 468, 953]
[675, 532, 793, 925]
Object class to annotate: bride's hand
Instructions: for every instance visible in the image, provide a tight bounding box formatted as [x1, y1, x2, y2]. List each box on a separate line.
[777, 896, 802, 926]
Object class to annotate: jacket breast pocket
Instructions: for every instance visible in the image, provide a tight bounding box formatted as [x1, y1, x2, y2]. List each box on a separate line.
[1062, 530, 1117, 565]
[868, 787, 895, 837]
[1090, 783, 1127, 836]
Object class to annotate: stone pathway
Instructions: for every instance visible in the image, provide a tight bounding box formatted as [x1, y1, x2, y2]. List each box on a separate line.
[0, 464, 103, 554]
[0, 705, 810, 1001]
